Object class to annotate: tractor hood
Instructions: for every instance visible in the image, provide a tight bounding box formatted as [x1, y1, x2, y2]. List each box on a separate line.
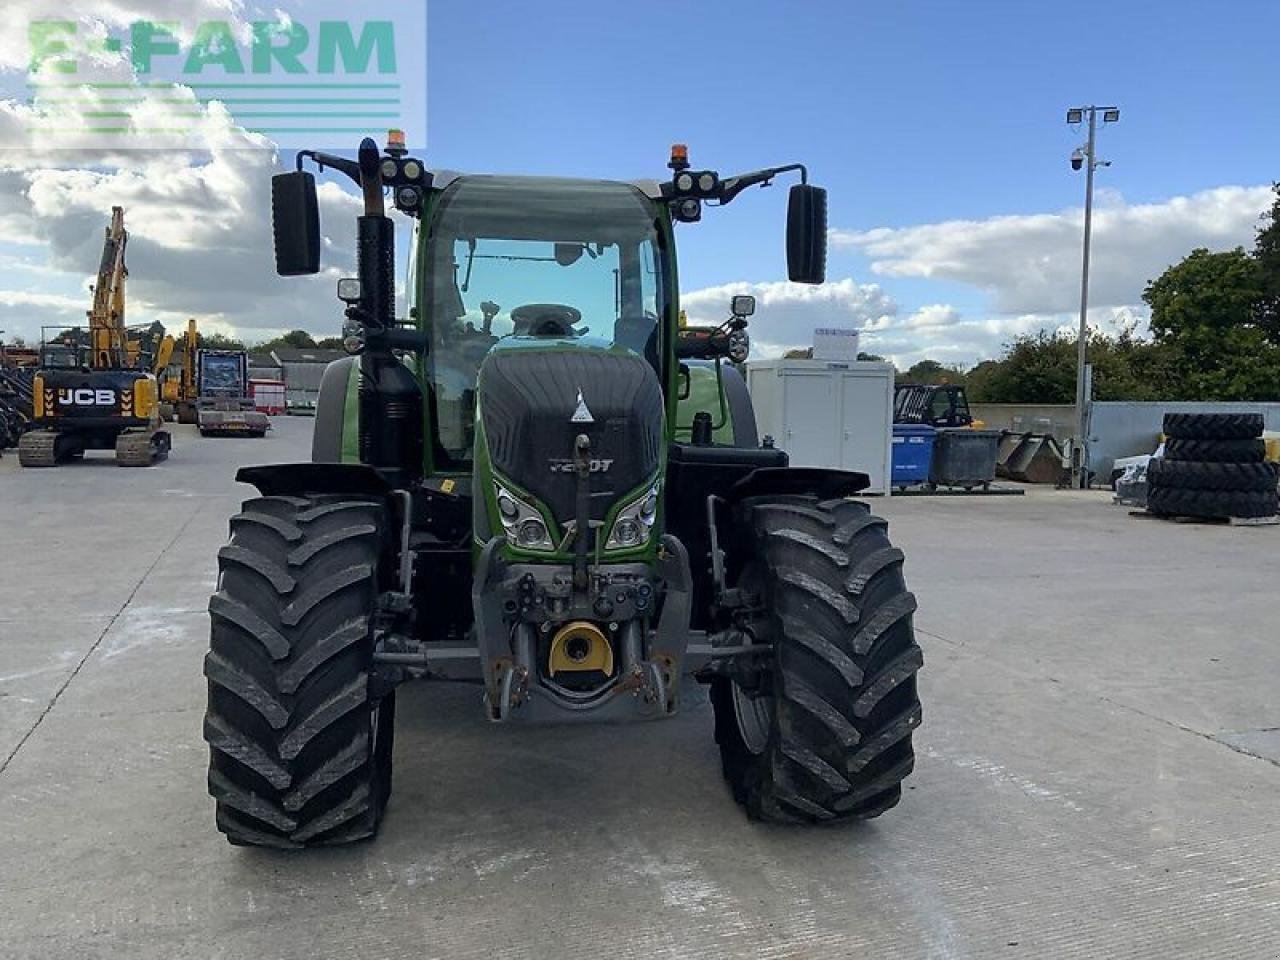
[477, 340, 664, 527]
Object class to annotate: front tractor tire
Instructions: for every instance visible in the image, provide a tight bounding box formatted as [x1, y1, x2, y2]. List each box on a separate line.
[204, 494, 396, 848]
[711, 497, 923, 823]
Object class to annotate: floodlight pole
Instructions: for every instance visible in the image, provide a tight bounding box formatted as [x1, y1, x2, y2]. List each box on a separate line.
[1068, 104, 1117, 489]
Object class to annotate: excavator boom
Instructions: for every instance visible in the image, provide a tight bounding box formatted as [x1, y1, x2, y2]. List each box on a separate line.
[88, 206, 129, 370]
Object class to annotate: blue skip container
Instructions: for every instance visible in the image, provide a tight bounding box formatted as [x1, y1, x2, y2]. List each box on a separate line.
[892, 424, 936, 489]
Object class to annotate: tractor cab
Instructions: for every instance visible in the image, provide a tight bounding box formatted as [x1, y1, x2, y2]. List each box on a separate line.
[416, 174, 668, 469]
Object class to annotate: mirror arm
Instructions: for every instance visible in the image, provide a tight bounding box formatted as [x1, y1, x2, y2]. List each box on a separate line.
[295, 149, 361, 186]
[716, 163, 808, 205]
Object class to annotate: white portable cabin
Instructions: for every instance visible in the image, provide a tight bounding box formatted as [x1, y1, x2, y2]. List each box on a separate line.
[745, 359, 894, 495]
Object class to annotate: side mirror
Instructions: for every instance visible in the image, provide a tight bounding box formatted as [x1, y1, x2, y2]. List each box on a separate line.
[271, 171, 320, 276]
[730, 294, 756, 318]
[786, 183, 827, 284]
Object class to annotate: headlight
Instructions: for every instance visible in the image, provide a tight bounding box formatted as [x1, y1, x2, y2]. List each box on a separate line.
[516, 517, 550, 548]
[493, 482, 554, 551]
[605, 479, 661, 551]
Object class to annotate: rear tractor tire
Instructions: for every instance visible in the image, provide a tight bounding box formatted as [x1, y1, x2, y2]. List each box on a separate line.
[204, 494, 396, 848]
[1147, 458, 1278, 493]
[1162, 412, 1263, 441]
[1163, 437, 1266, 464]
[711, 496, 923, 822]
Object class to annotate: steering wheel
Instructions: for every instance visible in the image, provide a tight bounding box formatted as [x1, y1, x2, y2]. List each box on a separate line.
[511, 303, 582, 337]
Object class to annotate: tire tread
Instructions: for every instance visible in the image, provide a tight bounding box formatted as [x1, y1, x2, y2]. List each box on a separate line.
[713, 497, 923, 823]
[204, 494, 393, 848]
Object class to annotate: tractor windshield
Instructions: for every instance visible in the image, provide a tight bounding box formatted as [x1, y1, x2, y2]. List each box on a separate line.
[420, 175, 666, 464]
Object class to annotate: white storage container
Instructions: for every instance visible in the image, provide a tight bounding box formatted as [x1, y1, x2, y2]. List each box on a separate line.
[745, 359, 893, 494]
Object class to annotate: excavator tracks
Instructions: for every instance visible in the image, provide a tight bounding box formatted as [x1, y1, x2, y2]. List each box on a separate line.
[17, 430, 59, 467]
[115, 429, 170, 467]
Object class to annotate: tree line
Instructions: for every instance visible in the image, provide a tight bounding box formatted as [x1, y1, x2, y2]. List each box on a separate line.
[187, 329, 345, 353]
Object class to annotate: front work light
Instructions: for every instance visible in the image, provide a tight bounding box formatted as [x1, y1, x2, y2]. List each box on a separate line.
[337, 277, 362, 303]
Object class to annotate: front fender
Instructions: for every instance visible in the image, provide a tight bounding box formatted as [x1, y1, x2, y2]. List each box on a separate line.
[726, 465, 870, 505]
[312, 355, 360, 464]
[236, 462, 391, 498]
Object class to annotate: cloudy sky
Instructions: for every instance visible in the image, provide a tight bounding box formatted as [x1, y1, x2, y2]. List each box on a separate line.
[1, 0, 1277, 367]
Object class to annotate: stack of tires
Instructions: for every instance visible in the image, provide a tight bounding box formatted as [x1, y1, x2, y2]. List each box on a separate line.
[1147, 413, 1278, 520]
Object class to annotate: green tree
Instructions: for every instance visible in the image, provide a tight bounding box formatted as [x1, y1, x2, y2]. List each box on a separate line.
[315, 337, 345, 350]
[963, 330, 1177, 404]
[1144, 248, 1264, 340]
[197, 332, 247, 352]
[1254, 183, 1280, 340]
[898, 358, 965, 386]
[962, 359, 1001, 402]
[255, 329, 318, 351]
[1143, 247, 1280, 400]
[974, 332, 1075, 403]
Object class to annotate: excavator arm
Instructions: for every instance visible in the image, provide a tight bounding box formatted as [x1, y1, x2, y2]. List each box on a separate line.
[182, 318, 198, 401]
[88, 206, 129, 370]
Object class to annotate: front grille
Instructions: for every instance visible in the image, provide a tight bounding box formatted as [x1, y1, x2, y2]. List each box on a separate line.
[479, 348, 663, 524]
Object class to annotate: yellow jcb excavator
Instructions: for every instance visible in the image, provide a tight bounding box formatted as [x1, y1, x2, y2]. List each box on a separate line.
[19, 206, 171, 467]
[152, 331, 178, 420]
[174, 317, 199, 424]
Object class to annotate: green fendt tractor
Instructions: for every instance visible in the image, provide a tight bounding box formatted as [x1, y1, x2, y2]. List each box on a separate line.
[202, 134, 923, 847]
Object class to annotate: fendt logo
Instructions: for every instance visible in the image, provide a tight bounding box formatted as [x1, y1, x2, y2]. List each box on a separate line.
[57, 388, 117, 406]
[549, 459, 614, 474]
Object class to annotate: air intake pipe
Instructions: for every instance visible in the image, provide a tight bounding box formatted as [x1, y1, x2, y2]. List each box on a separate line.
[353, 137, 423, 487]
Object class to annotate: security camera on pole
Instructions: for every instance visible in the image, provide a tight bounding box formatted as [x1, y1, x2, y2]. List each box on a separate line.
[1065, 105, 1119, 489]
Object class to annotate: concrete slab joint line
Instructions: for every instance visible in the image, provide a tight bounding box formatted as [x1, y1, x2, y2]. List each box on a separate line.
[1101, 696, 1280, 769]
[0, 504, 206, 778]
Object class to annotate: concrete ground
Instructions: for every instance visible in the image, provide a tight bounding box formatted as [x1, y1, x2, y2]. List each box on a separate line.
[1, 417, 1277, 959]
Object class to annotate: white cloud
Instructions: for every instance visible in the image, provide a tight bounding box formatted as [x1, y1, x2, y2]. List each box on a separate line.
[0, 34, 371, 346]
[834, 185, 1272, 315]
[0, 289, 86, 312]
[0, 135, 363, 343]
[675, 278, 1158, 369]
[680, 277, 898, 359]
